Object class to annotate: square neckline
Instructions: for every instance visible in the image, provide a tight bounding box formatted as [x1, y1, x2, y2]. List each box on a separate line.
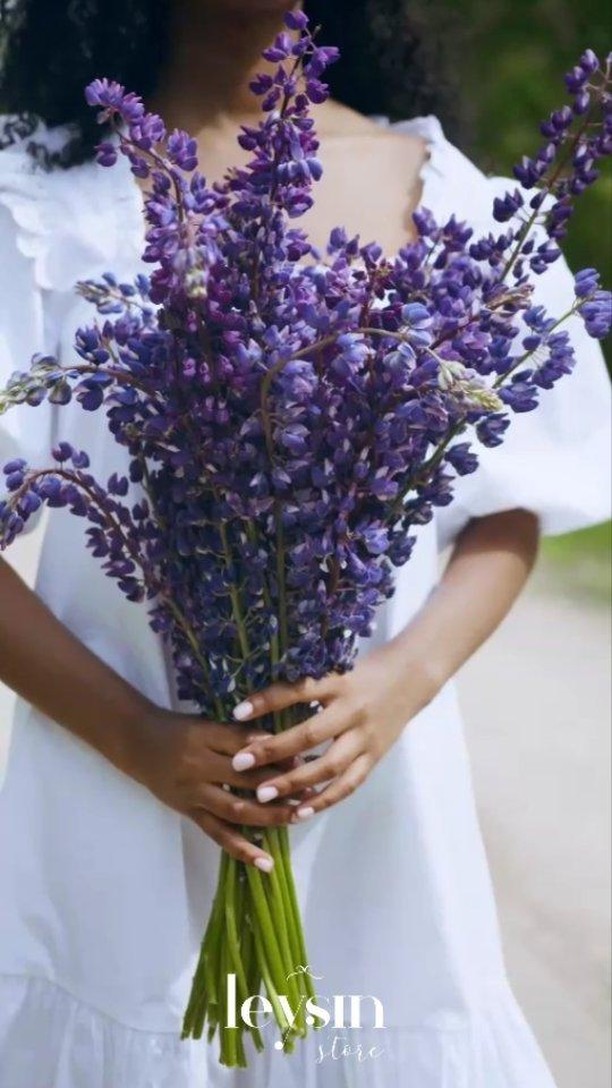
[120, 113, 445, 264]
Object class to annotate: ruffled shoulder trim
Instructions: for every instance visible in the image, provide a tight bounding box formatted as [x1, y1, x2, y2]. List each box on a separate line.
[373, 113, 516, 233]
[0, 119, 143, 293]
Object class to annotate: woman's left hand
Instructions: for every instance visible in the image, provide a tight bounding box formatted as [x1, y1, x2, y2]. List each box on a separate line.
[230, 639, 441, 821]
[229, 510, 540, 821]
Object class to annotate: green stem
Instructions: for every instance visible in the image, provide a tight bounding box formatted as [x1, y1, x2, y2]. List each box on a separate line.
[252, 926, 296, 1054]
[245, 864, 289, 998]
[181, 852, 227, 1040]
[225, 856, 265, 1053]
[220, 933, 238, 1066]
[273, 503, 290, 654]
[261, 834, 304, 1028]
[218, 518, 251, 661]
[266, 828, 304, 976]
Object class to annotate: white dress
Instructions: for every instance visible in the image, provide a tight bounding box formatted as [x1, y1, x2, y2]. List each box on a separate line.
[0, 114, 610, 1088]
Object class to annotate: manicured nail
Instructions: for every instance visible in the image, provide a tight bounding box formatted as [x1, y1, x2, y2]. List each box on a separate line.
[254, 856, 274, 873]
[233, 700, 254, 721]
[232, 751, 256, 772]
[296, 806, 315, 821]
[257, 785, 279, 804]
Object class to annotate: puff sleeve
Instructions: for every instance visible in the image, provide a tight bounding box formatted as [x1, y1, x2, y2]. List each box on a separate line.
[435, 182, 611, 551]
[0, 140, 58, 528]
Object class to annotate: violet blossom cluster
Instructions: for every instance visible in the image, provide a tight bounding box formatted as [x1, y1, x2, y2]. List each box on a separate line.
[1, 13, 610, 717]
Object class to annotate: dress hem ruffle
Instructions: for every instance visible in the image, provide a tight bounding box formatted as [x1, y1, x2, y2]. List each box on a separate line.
[0, 972, 558, 1088]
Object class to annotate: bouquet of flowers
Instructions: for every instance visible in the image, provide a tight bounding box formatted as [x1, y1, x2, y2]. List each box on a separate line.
[1, 11, 610, 1069]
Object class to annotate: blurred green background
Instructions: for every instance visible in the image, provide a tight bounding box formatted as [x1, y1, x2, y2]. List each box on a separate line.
[457, 0, 611, 298]
[453, 0, 611, 599]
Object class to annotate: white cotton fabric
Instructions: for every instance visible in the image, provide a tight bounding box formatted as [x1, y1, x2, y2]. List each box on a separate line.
[0, 114, 610, 1088]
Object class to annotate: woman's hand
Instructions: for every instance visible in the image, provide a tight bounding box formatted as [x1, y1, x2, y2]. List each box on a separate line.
[127, 707, 304, 871]
[229, 639, 441, 820]
[0, 558, 306, 873]
[228, 509, 540, 822]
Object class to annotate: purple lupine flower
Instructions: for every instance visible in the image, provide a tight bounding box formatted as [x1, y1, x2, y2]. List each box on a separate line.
[579, 290, 612, 338]
[475, 412, 511, 447]
[507, 48, 611, 251]
[574, 267, 600, 298]
[167, 130, 198, 171]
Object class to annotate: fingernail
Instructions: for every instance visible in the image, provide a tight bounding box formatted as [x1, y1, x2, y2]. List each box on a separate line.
[233, 700, 254, 721]
[254, 856, 274, 873]
[296, 806, 315, 821]
[232, 751, 256, 772]
[257, 785, 279, 803]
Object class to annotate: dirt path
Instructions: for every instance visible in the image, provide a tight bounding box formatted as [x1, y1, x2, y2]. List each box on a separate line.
[459, 571, 611, 1088]
[1, 535, 610, 1088]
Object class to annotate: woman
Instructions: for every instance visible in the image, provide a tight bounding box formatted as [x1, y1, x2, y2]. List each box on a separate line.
[0, 2, 609, 1086]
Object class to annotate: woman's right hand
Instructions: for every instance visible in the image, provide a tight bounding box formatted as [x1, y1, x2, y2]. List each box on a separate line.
[0, 558, 291, 870]
[127, 706, 300, 871]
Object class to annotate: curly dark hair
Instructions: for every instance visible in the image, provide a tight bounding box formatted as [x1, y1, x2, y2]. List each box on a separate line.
[0, 0, 466, 167]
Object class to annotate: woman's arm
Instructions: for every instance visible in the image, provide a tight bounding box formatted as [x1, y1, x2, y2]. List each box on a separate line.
[228, 509, 540, 815]
[0, 555, 154, 770]
[0, 555, 297, 869]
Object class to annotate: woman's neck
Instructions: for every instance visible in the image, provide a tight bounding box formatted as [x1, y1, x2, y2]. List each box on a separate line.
[149, 2, 301, 134]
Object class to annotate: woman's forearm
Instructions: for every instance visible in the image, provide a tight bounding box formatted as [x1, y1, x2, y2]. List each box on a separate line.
[0, 559, 298, 864]
[0, 555, 153, 771]
[389, 509, 540, 693]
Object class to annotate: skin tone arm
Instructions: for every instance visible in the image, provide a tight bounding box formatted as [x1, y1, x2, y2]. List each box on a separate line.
[228, 509, 540, 818]
[0, 553, 303, 872]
